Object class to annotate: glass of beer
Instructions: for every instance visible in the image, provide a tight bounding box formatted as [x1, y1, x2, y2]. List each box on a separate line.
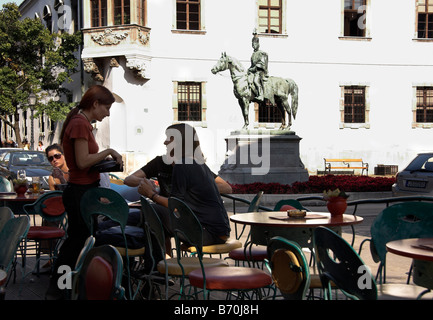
[32, 177, 41, 194]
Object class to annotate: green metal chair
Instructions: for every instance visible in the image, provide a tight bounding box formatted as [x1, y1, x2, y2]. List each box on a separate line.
[273, 199, 308, 211]
[70, 244, 125, 300]
[315, 226, 428, 300]
[0, 216, 30, 288]
[80, 187, 145, 299]
[314, 227, 378, 300]
[169, 197, 272, 300]
[361, 202, 433, 283]
[266, 236, 311, 300]
[0, 207, 14, 232]
[23, 190, 67, 275]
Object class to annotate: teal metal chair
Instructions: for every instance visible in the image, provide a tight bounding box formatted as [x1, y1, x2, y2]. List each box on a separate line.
[228, 191, 268, 267]
[140, 196, 196, 299]
[0, 216, 30, 289]
[70, 244, 125, 300]
[80, 187, 145, 299]
[23, 191, 67, 275]
[266, 236, 311, 300]
[0, 207, 14, 232]
[314, 227, 378, 300]
[169, 197, 272, 300]
[315, 227, 428, 300]
[360, 202, 433, 283]
[273, 199, 307, 211]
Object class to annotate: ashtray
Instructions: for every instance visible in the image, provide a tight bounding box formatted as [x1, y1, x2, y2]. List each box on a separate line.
[287, 209, 307, 219]
[91, 159, 123, 173]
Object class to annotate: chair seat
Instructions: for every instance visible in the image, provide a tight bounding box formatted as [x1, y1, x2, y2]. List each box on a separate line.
[228, 246, 268, 261]
[0, 269, 7, 286]
[183, 239, 242, 254]
[115, 246, 145, 257]
[27, 226, 65, 240]
[188, 266, 272, 290]
[157, 257, 228, 276]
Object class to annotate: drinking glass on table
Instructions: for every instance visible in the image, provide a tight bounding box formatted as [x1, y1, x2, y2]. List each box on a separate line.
[17, 170, 26, 180]
[32, 177, 41, 194]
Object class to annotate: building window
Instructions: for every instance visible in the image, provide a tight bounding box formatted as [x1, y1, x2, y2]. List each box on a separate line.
[258, 101, 283, 123]
[176, 0, 200, 30]
[417, 0, 433, 38]
[137, 0, 146, 26]
[343, 0, 366, 37]
[340, 85, 370, 129]
[177, 82, 202, 121]
[114, 0, 130, 25]
[344, 86, 365, 123]
[416, 87, 433, 122]
[258, 0, 282, 34]
[91, 0, 107, 27]
[43, 5, 53, 32]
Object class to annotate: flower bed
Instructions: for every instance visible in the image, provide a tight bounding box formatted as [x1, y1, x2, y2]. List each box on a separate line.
[229, 175, 396, 194]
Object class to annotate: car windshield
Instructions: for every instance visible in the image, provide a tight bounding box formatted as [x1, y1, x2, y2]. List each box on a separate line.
[7, 152, 51, 166]
[405, 154, 433, 172]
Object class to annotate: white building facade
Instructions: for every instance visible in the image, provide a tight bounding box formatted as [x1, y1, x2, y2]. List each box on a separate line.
[16, 0, 433, 181]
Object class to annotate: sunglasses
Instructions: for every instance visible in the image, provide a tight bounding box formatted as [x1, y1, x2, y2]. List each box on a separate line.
[48, 153, 62, 162]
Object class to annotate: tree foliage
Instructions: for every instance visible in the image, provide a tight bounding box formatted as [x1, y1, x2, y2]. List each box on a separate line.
[0, 3, 81, 145]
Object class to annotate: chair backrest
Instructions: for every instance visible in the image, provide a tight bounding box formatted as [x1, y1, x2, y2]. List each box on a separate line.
[74, 236, 96, 271]
[0, 207, 14, 233]
[273, 199, 305, 211]
[0, 216, 30, 272]
[23, 190, 66, 224]
[267, 236, 311, 300]
[73, 244, 125, 300]
[247, 191, 264, 212]
[80, 187, 130, 233]
[370, 202, 433, 264]
[140, 196, 165, 254]
[0, 176, 13, 192]
[168, 197, 204, 257]
[314, 227, 377, 300]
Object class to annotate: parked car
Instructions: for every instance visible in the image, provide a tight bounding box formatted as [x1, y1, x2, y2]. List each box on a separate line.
[392, 152, 433, 196]
[0, 150, 52, 190]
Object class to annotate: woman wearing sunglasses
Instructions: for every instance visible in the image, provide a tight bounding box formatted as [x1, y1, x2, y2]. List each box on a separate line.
[45, 144, 69, 191]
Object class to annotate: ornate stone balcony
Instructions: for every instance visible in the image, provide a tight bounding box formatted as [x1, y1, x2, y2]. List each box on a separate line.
[81, 24, 151, 81]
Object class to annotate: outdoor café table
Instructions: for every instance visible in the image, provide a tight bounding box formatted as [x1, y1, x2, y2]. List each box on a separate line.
[386, 238, 433, 298]
[229, 211, 363, 250]
[0, 192, 41, 216]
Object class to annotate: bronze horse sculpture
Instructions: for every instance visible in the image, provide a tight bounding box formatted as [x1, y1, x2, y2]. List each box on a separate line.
[211, 52, 298, 130]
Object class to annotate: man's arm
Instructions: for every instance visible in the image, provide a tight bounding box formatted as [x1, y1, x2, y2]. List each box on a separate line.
[215, 176, 232, 194]
[124, 169, 147, 187]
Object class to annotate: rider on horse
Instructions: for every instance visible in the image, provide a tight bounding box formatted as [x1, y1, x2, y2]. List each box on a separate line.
[248, 32, 268, 102]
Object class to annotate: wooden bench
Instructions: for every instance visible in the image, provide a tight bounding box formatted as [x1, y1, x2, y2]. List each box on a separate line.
[323, 158, 369, 175]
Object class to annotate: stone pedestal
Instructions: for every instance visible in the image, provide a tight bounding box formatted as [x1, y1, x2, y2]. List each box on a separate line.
[218, 130, 309, 185]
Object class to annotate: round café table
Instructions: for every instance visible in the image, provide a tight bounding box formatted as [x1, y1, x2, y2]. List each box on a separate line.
[387, 238, 433, 298]
[229, 211, 363, 249]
